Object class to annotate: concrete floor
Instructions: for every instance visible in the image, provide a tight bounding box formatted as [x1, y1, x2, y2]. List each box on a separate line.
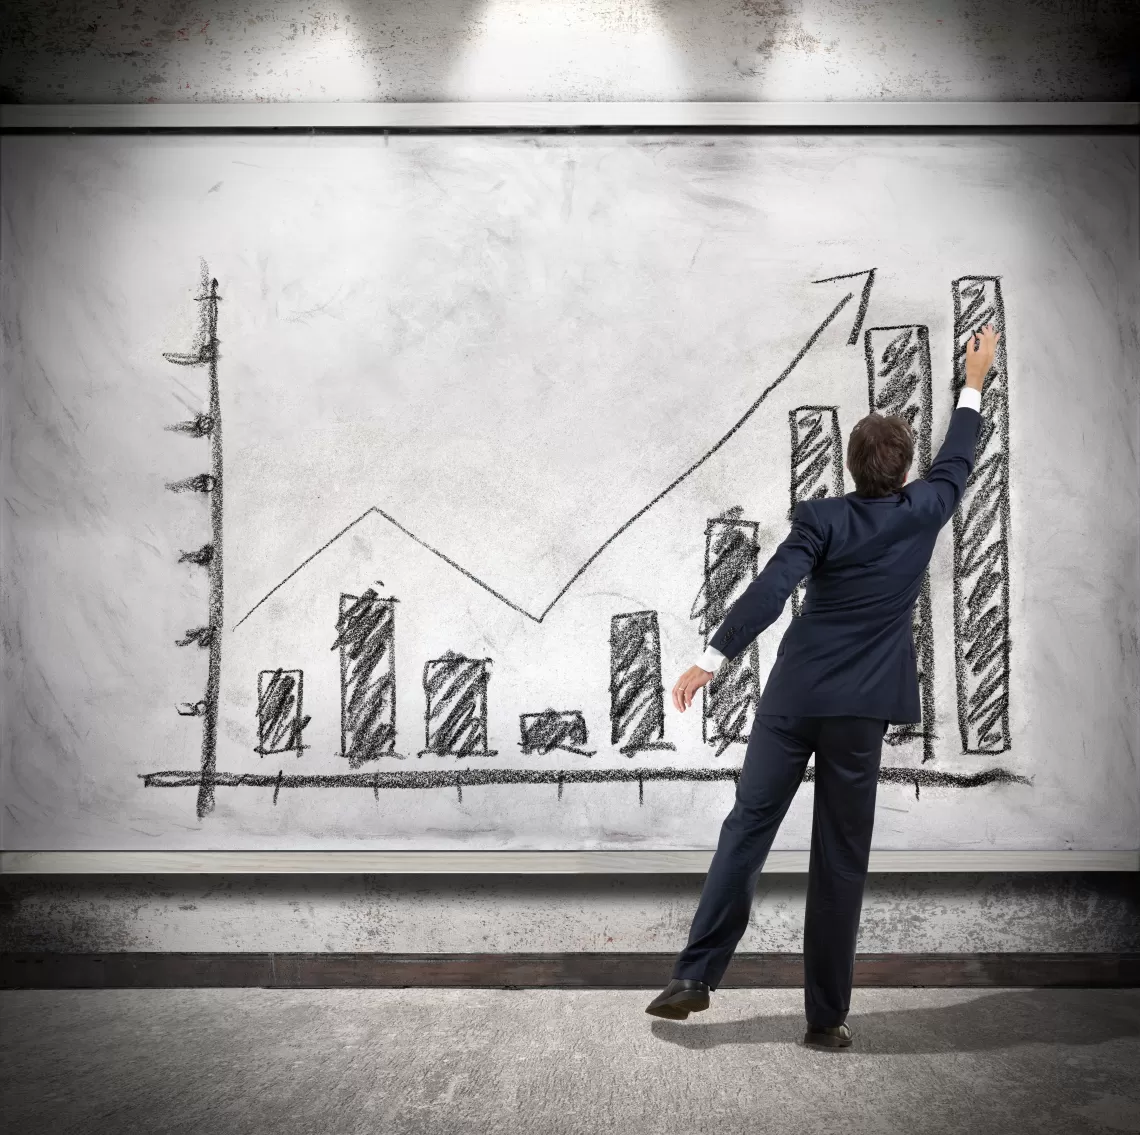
[2, 988, 1138, 1135]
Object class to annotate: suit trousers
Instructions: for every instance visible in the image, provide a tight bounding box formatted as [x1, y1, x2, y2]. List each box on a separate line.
[671, 714, 886, 1029]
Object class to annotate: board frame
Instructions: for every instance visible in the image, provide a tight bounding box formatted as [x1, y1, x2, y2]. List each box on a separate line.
[0, 101, 1137, 131]
[1, 850, 1137, 873]
[1, 101, 1137, 871]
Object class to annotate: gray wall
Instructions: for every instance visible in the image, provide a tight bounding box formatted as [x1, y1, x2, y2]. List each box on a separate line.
[1, 0, 1137, 955]
[2, 0, 1138, 104]
[3, 873, 1139, 954]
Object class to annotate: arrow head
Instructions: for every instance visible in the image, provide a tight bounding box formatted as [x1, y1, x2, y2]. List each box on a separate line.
[812, 269, 876, 345]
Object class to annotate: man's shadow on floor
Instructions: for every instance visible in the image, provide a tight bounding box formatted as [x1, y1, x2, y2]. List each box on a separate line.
[649, 988, 1140, 1054]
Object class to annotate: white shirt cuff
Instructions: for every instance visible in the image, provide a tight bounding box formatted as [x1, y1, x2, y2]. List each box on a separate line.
[696, 645, 726, 673]
[957, 386, 982, 412]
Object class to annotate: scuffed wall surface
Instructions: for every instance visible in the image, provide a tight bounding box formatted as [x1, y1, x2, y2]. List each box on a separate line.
[2, 0, 1138, 104]
[2, 874, 1138, 953]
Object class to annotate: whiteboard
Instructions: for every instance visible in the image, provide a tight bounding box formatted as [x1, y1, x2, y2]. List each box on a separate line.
[2, 132, 1137, 852]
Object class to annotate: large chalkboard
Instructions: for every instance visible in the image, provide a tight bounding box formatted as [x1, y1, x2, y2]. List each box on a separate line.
[2, 132, 1137, 851]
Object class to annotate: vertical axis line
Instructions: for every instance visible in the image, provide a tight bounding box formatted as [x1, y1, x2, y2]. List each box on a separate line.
[198, 277, 222, 819]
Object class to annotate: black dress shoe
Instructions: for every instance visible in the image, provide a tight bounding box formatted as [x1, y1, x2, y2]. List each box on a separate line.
[644, 978, 710, 1019]
[803, 1022, 853, 1049]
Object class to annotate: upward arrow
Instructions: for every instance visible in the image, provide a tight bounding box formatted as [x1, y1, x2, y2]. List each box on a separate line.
[234, 269, 876, 630]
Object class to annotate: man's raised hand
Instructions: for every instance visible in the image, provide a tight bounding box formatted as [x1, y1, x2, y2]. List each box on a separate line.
[965, 323, 1001, 391]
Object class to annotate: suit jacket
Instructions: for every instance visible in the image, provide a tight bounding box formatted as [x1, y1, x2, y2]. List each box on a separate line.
[709, 406, 982, 724]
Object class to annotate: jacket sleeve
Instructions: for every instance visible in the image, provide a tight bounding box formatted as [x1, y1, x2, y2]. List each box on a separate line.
[708, 502, 826, 661]
[911, 406, 983, 527]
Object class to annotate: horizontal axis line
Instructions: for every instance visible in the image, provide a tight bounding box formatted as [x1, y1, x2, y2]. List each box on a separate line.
[140, 765, 1031, 791]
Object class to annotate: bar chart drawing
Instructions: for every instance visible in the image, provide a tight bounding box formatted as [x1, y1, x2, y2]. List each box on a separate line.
[135, 264, 1027, 811]
[789, 407, 844, 617]
[255, 669, 309, 757]
[519, 711, 595, 756]
[952, 277, 1012, 753]
[334, 590, 397, 766]
[422, 652, 495, 757]
[692, 510, 761, 754]
[610, 611, 674, 755]
[865, 325, 936, 761]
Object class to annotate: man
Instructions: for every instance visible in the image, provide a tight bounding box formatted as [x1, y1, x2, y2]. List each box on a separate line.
[645, 323, 1001, 1050]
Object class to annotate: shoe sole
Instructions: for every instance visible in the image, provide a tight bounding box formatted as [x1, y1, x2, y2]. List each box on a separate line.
[645, 994, 710, 1020]
[803, 1030, 852, 1049]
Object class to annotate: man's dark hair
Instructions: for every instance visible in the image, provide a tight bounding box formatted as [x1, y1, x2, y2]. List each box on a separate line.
[846, 413, 914, 497]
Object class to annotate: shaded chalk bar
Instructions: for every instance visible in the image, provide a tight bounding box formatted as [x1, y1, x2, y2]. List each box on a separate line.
[334, 590, 397, 766]
[256, 669, 309, 757]
[610, 611, 673, 755]
[865, 324, 933, 471]
[865, 324, 935, 762]
[951, 277, 1011, 753]
[692, 511, 760, 754]
[519, 710, 594, 756]
[789, 407, 843, 616]
[422, 651, 494, 757]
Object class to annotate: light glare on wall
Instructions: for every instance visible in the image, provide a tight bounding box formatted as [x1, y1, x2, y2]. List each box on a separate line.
[447, 0, 684, 100]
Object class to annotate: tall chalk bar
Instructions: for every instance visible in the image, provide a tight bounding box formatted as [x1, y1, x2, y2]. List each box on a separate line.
[695, 513, 760, 754]
[866, 324, 935, 762]
[788, 407, 843, 616]
[951, 277, 1011, 754]
[610, 611, 673, 755]
[865, 324, 933, 471]
[335, 590, 397, 765]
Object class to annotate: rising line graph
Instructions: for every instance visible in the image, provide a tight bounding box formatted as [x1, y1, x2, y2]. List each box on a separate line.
[232, 269, 876, 632]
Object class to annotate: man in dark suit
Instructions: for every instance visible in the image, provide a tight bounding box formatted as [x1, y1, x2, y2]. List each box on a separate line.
[645, 323, 1001, 1049]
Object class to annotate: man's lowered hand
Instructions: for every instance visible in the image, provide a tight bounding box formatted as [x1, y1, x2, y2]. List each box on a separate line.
[672, 665, 714, 712]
